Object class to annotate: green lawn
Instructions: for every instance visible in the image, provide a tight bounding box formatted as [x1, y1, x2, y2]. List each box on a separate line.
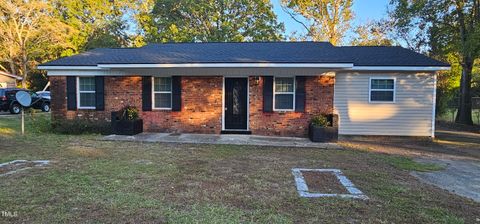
[0, 114, 479, 223]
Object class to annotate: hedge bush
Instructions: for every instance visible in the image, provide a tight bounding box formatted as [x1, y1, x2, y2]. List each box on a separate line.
[51, 119, 111, 135]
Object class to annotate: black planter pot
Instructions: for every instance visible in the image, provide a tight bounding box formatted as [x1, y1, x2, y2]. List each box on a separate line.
[308, 124, 338, 142]
[111, 112, 143, 135]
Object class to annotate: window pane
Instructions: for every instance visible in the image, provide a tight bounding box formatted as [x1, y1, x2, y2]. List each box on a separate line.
[371, 91, 394, 101]
[154, 77, 172, 91]
[275, 94, 294, 109]
[154, 93, 172, 108]
[79, 77, 95, 91]
[275, 77, 294, 93]
[371, 79, 394, 89]
[80, 92, 95, 107]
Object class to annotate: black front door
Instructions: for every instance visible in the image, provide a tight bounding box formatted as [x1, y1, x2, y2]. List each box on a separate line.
[224, 78, 248, 130]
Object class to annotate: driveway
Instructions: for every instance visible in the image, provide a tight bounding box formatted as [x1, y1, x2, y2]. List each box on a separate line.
[340, 127, 480, 203]
[413, 129, 480, 203]
[412, 158, 480, 203]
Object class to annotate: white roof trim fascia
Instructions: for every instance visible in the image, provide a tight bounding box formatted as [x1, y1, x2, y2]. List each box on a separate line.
[38, 64, 451, 72]
[37, 66, 103, 70]
[96, 63, 354, 68]
[0, 71, 23, 80]
[349, 66, 450, 71]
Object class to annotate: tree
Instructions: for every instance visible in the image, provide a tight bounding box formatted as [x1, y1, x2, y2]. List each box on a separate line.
[140, 0, 284, 42]
[350, 21, 393, 46]
[51, 0, 136, 55]
[0, 0, 73, 87]
[389, 0, 480, 125]
[281, 0, 354, 45]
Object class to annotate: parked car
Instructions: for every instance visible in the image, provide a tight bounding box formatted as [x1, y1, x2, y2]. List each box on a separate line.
[0, 88, 51, 114]
[36, 91, 51, 100]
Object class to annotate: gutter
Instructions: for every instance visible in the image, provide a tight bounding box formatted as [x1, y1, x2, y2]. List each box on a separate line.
[37, 64, 451, 72]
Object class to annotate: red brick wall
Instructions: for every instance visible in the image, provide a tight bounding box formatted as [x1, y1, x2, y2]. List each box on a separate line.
[50, 76, 222, 134]
[50, 76, 143, 121]
[50, 75, 334, 137]
[142, 76, 222, 133]
[249, 76, 334, 137]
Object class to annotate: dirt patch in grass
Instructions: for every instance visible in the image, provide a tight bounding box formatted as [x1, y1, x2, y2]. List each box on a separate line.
[0, 161, 37, 174]
[302, 171, 349, 194]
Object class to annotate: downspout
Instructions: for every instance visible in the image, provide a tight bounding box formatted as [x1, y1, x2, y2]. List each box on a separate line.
[431, 72, 437, 138]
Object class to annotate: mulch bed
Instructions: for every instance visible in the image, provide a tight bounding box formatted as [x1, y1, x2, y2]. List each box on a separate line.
[302, 171, 349, 194]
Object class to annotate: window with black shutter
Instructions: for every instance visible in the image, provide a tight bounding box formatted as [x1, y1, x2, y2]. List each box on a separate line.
[152, 77, 172, 109]
[95, 76, 104, 111]
[295, 76, 306, 112]
[77, 77, 96, 109]
[142, 76, 152, 111]
[66, 76, 76, 110]
[273, 77, 295, 111]
[171, 76, 181, 111]
[263, 76, 273, 112]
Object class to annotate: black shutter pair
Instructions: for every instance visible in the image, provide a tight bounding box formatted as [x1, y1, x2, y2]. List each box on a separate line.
[66, 76, 104, 111]
[262, 76, 305, 112]
[142, 76, 181, 111]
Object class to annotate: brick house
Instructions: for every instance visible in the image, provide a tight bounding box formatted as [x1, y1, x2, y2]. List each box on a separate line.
[38, 42, 449, 137]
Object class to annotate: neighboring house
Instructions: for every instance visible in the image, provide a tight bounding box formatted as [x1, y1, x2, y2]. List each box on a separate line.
[38, 42, 449, 137]
[0, 71, 22, 88]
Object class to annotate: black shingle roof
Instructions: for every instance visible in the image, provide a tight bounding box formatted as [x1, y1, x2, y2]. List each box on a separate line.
[40, 42, 449, 67]
[336, 46, 448, 67]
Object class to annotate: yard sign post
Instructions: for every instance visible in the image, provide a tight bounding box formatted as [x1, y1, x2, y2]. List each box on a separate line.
[15, 91, 32, 135]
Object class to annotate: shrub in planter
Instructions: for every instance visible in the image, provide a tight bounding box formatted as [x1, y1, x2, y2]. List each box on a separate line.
[111, 106, 143, 135]
[309, 114, 338, 142]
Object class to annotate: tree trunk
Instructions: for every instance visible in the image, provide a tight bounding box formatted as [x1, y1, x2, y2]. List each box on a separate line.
[455, 60, 474, 125]
[21, 48, 28, 88]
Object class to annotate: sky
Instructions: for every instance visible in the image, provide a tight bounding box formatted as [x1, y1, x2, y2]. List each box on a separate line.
[271, 0, 391, 42]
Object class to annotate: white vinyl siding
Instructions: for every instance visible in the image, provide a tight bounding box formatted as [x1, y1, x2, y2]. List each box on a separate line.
[334, 72, 435, 137]
[77, 77, 95, 109]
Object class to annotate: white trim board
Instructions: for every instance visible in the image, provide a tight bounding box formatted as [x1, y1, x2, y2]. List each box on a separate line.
[39, 64, 449, 72]
[431, 73, 437, 138]
[348, 66, 450, 71]
[37, 66, 101, 70]
[97, 63, 354, 69]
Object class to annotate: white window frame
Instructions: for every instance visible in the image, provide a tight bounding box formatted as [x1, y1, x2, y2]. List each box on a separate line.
[77, 76, 96, 109]
[369, 77, 396, 103]
[273, 76, 296, 111]
[152, 76, 173, 110]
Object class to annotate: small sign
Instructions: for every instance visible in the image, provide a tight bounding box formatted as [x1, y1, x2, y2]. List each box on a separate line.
[15, 91, 31, 107]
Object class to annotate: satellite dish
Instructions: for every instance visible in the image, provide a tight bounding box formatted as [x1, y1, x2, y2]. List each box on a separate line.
[15, 91, 32, 107]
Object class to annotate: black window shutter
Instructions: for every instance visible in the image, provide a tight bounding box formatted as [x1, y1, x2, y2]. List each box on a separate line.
[295, 76, 306, 112]
[66, 76, 76, 110]
[263, 76, 273, 112]
[142, 76, 152, 111]
[171, 76, 181, 111]
[95, 76, 105, 111]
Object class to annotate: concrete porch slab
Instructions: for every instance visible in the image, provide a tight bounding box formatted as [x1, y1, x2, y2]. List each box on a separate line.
[102, 133, 341, 149]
